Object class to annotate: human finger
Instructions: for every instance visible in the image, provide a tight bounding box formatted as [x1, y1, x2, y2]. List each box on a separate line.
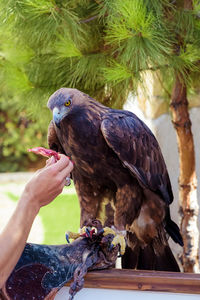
[59, 160, 74, 179]
[53, 154, 71, 171]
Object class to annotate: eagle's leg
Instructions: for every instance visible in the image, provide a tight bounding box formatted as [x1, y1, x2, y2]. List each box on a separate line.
[103, 227, 126, 255]
[73, 182, 102, 227]
[114, 184, 142, 230]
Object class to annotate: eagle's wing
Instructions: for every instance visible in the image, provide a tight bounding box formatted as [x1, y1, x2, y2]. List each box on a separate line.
[47, 120, 65, 154]
[101, 111, 173, 205]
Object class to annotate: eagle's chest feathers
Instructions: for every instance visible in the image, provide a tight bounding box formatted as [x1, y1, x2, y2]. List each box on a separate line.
[59, 115, 128, 182]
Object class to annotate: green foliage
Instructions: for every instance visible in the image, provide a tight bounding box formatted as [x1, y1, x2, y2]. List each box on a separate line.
[1, 0, 84, 48]
[0, 0, 199, 113]
[0, 98, 48, 172]
[103, 59, 132, 84]
[0, 0, 200, 166]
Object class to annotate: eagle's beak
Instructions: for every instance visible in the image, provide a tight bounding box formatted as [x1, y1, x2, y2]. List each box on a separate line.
[53, 106, 68, 128]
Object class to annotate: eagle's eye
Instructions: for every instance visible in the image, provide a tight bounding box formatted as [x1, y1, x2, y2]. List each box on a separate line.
[64, 98, 72, 107]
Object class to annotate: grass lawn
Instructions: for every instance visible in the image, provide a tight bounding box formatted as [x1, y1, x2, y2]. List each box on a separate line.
[6, 188, 80, 245]
[39, 193, 80, 244]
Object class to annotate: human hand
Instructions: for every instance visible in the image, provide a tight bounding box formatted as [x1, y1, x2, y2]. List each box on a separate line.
[21, 154, 74, 212]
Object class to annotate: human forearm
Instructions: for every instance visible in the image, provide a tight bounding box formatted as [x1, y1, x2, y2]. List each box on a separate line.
[0, 192, 39, 288]
[0, 154, 73, 288]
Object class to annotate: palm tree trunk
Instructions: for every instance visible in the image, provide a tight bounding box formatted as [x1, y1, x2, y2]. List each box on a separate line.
[170, 74, 199, 272]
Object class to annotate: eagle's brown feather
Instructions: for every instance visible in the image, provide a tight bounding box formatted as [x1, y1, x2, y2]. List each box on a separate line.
[47, 88, 183, 271]
[47, 120, 65, 154]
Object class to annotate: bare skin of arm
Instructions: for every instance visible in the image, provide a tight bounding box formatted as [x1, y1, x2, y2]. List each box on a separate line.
[0, 154, 73, 288]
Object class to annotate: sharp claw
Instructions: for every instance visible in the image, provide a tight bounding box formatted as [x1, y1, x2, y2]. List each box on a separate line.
[65, 233, 70, 244]
[85, 227, 91, 237]
[98, 228, 104, 235]
[109, 243, 114, 251]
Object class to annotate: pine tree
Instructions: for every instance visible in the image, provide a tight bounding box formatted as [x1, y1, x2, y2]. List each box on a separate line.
[0, 0, 200, 271]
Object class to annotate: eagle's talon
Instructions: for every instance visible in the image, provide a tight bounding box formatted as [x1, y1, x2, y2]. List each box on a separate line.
[103, 227, 116, 236]
[109, 243, 114, 251]
[85, 227, 91, 238]
[80, 226, 90, 237]
[111, 235, 126, 255]
[65, 233, 70, 244]
[98, 228, 104, 235]
[103, 227, 126, 256]
[79, 226, 88, 236]
[65, 225, 99, 243]
[65, 231, 80, 243]
[79, 226, 97, 238]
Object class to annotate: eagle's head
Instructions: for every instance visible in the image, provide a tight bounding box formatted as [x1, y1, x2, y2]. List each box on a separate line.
[47, 88, 83, 128]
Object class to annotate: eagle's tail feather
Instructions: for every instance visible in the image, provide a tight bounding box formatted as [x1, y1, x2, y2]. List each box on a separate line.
[165, 208, 183, 247]
[165, 219, 184, 246]
[121, 233, 180, 272]
[122, 244, 180, 272]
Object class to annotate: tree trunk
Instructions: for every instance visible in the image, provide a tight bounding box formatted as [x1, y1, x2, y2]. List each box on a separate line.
[170, 74, 199, 272]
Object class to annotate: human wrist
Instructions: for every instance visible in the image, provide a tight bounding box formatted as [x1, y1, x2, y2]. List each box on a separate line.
[19, 187, 40, 216]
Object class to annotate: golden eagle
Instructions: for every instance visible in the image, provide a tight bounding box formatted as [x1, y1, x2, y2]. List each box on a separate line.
[47, 88, 183, 271]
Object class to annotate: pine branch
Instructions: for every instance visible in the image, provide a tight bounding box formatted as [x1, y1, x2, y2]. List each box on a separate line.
[0, 0, 200, 114]
[79, 14, 98, 23]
